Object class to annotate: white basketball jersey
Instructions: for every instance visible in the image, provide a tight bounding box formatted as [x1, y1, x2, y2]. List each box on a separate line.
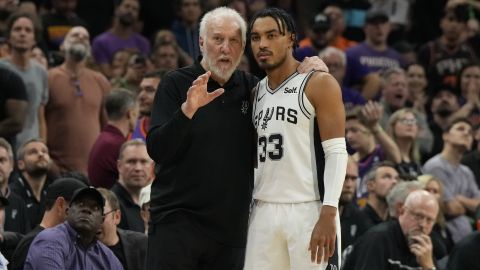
[252, 71, 320, 203]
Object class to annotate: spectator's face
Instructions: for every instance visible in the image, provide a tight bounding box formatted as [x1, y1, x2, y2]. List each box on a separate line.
[0, 147, 12, 186]
[0, 0, 18, 14]
[200, 17, 244, 83]
[138, 77, 161, 116]
[459, 65, 480, 98]
[364, 21, 390, 46]
[250, 16, 294, 71]
[8, 17, 35, 53]
[340, 161, 358, 205]
[443, 121, 474, 151]
[67, 196, 104, 235]
[31, 47, 47, 69]
[400, 198, 438, 235]
[311, 27, 334, 50]
[321, 52, 345, 83]
[406, 64, 427, 96]
[383, 73, 408, 110]
[393, 112, 418, 140]
[116, 0, 140, 26]
[52, 0, 77, 14]
[63, 26, 91, 61]
[424, 180, 441, 201]
[345, 119, 371, 151]
[323, 6, 345, 34]
[117, 145, 152, 191]
[441, 12, 464, 42]
[179, 0, 202, 24]
[152, 44, 179, 71]
[18, 141, 51, 176]
[431, 90, 459, 116]
[369, 166, 399, 199]
[98, 200, 120, 243]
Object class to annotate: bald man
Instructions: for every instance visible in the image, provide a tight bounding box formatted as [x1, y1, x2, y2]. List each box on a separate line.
[45, 26, 111, 175]
[343, 190, 438, 270]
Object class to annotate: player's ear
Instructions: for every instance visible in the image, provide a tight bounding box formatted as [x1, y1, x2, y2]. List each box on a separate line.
[290, 33, 296, 47]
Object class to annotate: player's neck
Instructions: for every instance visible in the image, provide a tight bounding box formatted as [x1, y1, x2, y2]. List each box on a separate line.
[266, 56, 299, 90]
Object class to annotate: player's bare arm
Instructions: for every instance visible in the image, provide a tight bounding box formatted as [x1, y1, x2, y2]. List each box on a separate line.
[305, 71, 347, 264]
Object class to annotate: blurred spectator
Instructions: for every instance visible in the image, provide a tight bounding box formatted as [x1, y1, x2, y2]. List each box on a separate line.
[11, 139, 52, 227]
[446, 231, 480, 270]
[342, 190, 438, 270]
[88, 89, 137, 189]
[387, 109, 424, 180]
[0, 0, 19, 36]
[462, 124, 480, 187]
[10, 177, 87, 270]
[417, 4, 477, 88]
[110, 49, 131, 79]
[386, 181, 423, 219]
[0, 12, 48, 150]
[97, 188, 148, 270]
[111, 53, 147, 93]
[150, 42, 180, 71]
[392, 41, 417, 67]
[369, 1, 411, 44]
[24, 187, 123, 270]
[41, 0, 87, 53]
[344, 10, 403, 100]
[130, 71, 164, 141]
[322, 4, 357, 50]
[30, 46, 47, 69]
[0, 192, 16, 268]
[0, 138, 30, 235]
[318, 46, 365, 111]
[111, 139, 153, 233]
[45, 26, 110, 175]
[406, 64, 428, 114]
[153, 29, 193, 67]
[92, 0, 150, 78]
[362, 161, 399, 225]
[345, 104, 401, 204]
[171, 0, 202, 59]
[227, 0, 249, 21]
[378, 67, 409, 125]
[248, 0, 266, 17]
[340, 157, 373, 251]
[423, 118, 479, 243]
[456, 62, 480, 127]
[409, 0, 448, 45]
[295, 13, 334, 61]
[0, 66, 27, 148]
[420, 174, 454, 259]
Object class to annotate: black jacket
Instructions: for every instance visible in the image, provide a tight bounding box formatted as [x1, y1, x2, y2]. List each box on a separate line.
[117, 228, 147, 270]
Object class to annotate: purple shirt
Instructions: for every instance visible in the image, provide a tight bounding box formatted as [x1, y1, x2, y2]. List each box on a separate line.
[24, 222, 123, 270]
[344, 42, 403, 87]
[92, 31, 150, 64]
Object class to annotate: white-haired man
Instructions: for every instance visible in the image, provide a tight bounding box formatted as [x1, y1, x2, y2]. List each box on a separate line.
[146, 6, 327, 269]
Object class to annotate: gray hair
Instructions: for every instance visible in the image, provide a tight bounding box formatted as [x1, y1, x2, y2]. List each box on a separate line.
[387, 181, 423, 217]
[380, 66, 406, 86]
[105, 88, 136, 121]
[0, 138, 13, 161]
[318, 46, 346, 66]
[199, 6, 247, 46]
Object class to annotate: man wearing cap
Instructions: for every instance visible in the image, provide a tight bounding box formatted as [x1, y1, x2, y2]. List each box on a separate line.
[24, 187, 123, 269]
[295, 13, 335, 61]
[10, 177, 87, 270]
[344, 10, 404, 100]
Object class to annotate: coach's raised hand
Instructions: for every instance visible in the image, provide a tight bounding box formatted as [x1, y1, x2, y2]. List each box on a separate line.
[181, 71, 225, 119]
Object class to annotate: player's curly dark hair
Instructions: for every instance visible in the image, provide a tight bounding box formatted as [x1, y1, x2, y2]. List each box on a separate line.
[248, 7, 298, 49]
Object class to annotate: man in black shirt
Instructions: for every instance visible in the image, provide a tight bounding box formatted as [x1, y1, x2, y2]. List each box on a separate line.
[446, 231, 480, 270]
[343, 190, 438, 270]
[340, 157, 373, 251]
[146, 6, 326, 270]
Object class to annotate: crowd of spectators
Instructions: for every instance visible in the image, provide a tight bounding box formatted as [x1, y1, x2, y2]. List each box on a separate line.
[0, 0, 479, 269]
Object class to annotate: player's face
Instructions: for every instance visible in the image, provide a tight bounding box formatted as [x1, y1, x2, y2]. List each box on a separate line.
[250, 16, 294, 71]
[200, 18, 244, 83]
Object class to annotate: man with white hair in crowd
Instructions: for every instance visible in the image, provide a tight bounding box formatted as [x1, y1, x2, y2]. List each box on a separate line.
[45, 26, 111, 175]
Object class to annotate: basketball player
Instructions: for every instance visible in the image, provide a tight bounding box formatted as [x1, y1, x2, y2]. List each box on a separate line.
[245, 8, 348, 270]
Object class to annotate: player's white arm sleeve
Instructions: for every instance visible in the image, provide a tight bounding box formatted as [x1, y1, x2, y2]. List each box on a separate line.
[321, 137, 348, 207]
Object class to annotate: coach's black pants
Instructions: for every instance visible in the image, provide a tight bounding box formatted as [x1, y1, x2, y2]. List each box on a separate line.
[145, 213, 245, 270]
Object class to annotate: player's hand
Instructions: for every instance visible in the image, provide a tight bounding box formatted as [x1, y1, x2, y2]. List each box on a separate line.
[182, 71, 224, 118]
[409, 233, 435, 269]
[308, 205, 337, 264]
[297, 56, 329, 74]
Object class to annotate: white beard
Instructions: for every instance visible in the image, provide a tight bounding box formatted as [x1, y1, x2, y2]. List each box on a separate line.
[202, 50, 242, 82]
